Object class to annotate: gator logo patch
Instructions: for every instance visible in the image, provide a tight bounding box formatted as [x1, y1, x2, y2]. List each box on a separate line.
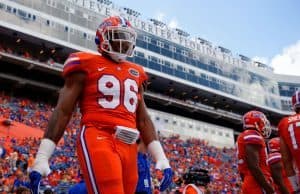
[129, 68, 139, 77]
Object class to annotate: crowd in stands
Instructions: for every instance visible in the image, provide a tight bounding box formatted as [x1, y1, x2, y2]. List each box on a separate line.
[0, 92, 241, 193]
[0, 40, 65, 67]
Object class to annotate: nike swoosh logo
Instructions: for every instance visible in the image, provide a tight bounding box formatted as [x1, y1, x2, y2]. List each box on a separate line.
[98, 67, 106, 71]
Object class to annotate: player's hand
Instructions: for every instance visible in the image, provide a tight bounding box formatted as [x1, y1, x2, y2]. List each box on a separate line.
[159, 168, 173, 191]
[155, 159, 173, 192]
[29, 171, 42, 194]
[30, 139, 56, 194]
[147, 140, 173, 191]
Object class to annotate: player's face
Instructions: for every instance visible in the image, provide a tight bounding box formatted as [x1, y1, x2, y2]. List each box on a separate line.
[110, 40, 131, 54]
[108, 29, 134, 54]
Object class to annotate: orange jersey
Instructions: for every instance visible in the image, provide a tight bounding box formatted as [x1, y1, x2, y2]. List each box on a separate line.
[237, 130, 270, 178]
[278, 113, 300, 170]
[63, 52, 148, 129]
[267, 152, 293, 193]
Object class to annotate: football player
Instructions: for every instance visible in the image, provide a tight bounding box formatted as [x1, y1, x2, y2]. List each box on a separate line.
[182, 167, 210, 194]
[29, 16, 173, 194]
[267, 137, 291, 194]
[279, 90, 300, 193]
[237, 110, 274, 194]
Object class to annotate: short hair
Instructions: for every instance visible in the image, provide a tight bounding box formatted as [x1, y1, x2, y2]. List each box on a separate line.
[44, 188, 54, 194]
[16, 186, 30, 194]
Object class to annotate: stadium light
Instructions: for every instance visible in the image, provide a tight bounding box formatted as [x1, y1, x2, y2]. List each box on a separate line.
[164, 101, 172, 106]
[254, 61, 267, 68]
[123, 7, 140, 17]
[149, 18, 166, 28]
[98, 0, 112, 5]
[239, 54, 251, 62]
[27, 64, 35, 70]
[18, 80, 26, 85]
[197, 37, 212, 46]
[175, 28, 189, 37]
[218, 46, 231, 54]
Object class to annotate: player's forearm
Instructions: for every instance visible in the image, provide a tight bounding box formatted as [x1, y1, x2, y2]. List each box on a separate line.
[33, 107, 72, 176]
[278, 183, 289, 194]
[272, 174, 285, 189]
[138, 115, 158, 146]
[271, 173, 288, 193]
[248, 165, 271, 190]
[280, 138, 295, 177]
[283, 160, 296, 177]
[270, 165, 289, 194]
[44, 107, 72, 144]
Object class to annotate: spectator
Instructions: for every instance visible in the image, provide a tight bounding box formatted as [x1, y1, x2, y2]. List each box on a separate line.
[44, 188, 55, 194]
[16, 186, 31, 194]
[16, 154, 28, 173]
[12, 171, 29, 192]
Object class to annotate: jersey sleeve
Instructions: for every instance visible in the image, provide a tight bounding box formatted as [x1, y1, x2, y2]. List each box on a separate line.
[140, 66, 148, 83]
[137, 65, 148, 90]
[243, 130, 264, 146]
[267, 152, 282, 165]
[62, 52, 89, 78]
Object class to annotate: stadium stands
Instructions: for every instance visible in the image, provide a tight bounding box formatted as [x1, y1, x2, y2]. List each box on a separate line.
[0, 92, 241, 193]
[1, 0, 300, 193]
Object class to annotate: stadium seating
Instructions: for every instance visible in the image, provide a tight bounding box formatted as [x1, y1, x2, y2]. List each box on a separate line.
[0, 92, 241, 193]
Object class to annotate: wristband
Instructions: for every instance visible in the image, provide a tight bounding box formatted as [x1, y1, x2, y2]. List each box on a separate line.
[147, 140, 170, 169]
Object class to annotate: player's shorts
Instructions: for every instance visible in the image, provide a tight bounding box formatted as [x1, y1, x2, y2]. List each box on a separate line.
[76, 124, 138, 194]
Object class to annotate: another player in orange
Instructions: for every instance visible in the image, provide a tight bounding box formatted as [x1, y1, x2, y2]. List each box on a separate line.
[278, 90, 300, 193]
[183, 184, 203, 194]
[237, 110, 274, 194]
[29, 16, 173, 194]
[267, 137, 291, 194]
[181, 167, 210, 194]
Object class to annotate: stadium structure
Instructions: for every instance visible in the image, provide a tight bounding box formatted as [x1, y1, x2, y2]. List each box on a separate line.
[1, 0, 300, 148]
